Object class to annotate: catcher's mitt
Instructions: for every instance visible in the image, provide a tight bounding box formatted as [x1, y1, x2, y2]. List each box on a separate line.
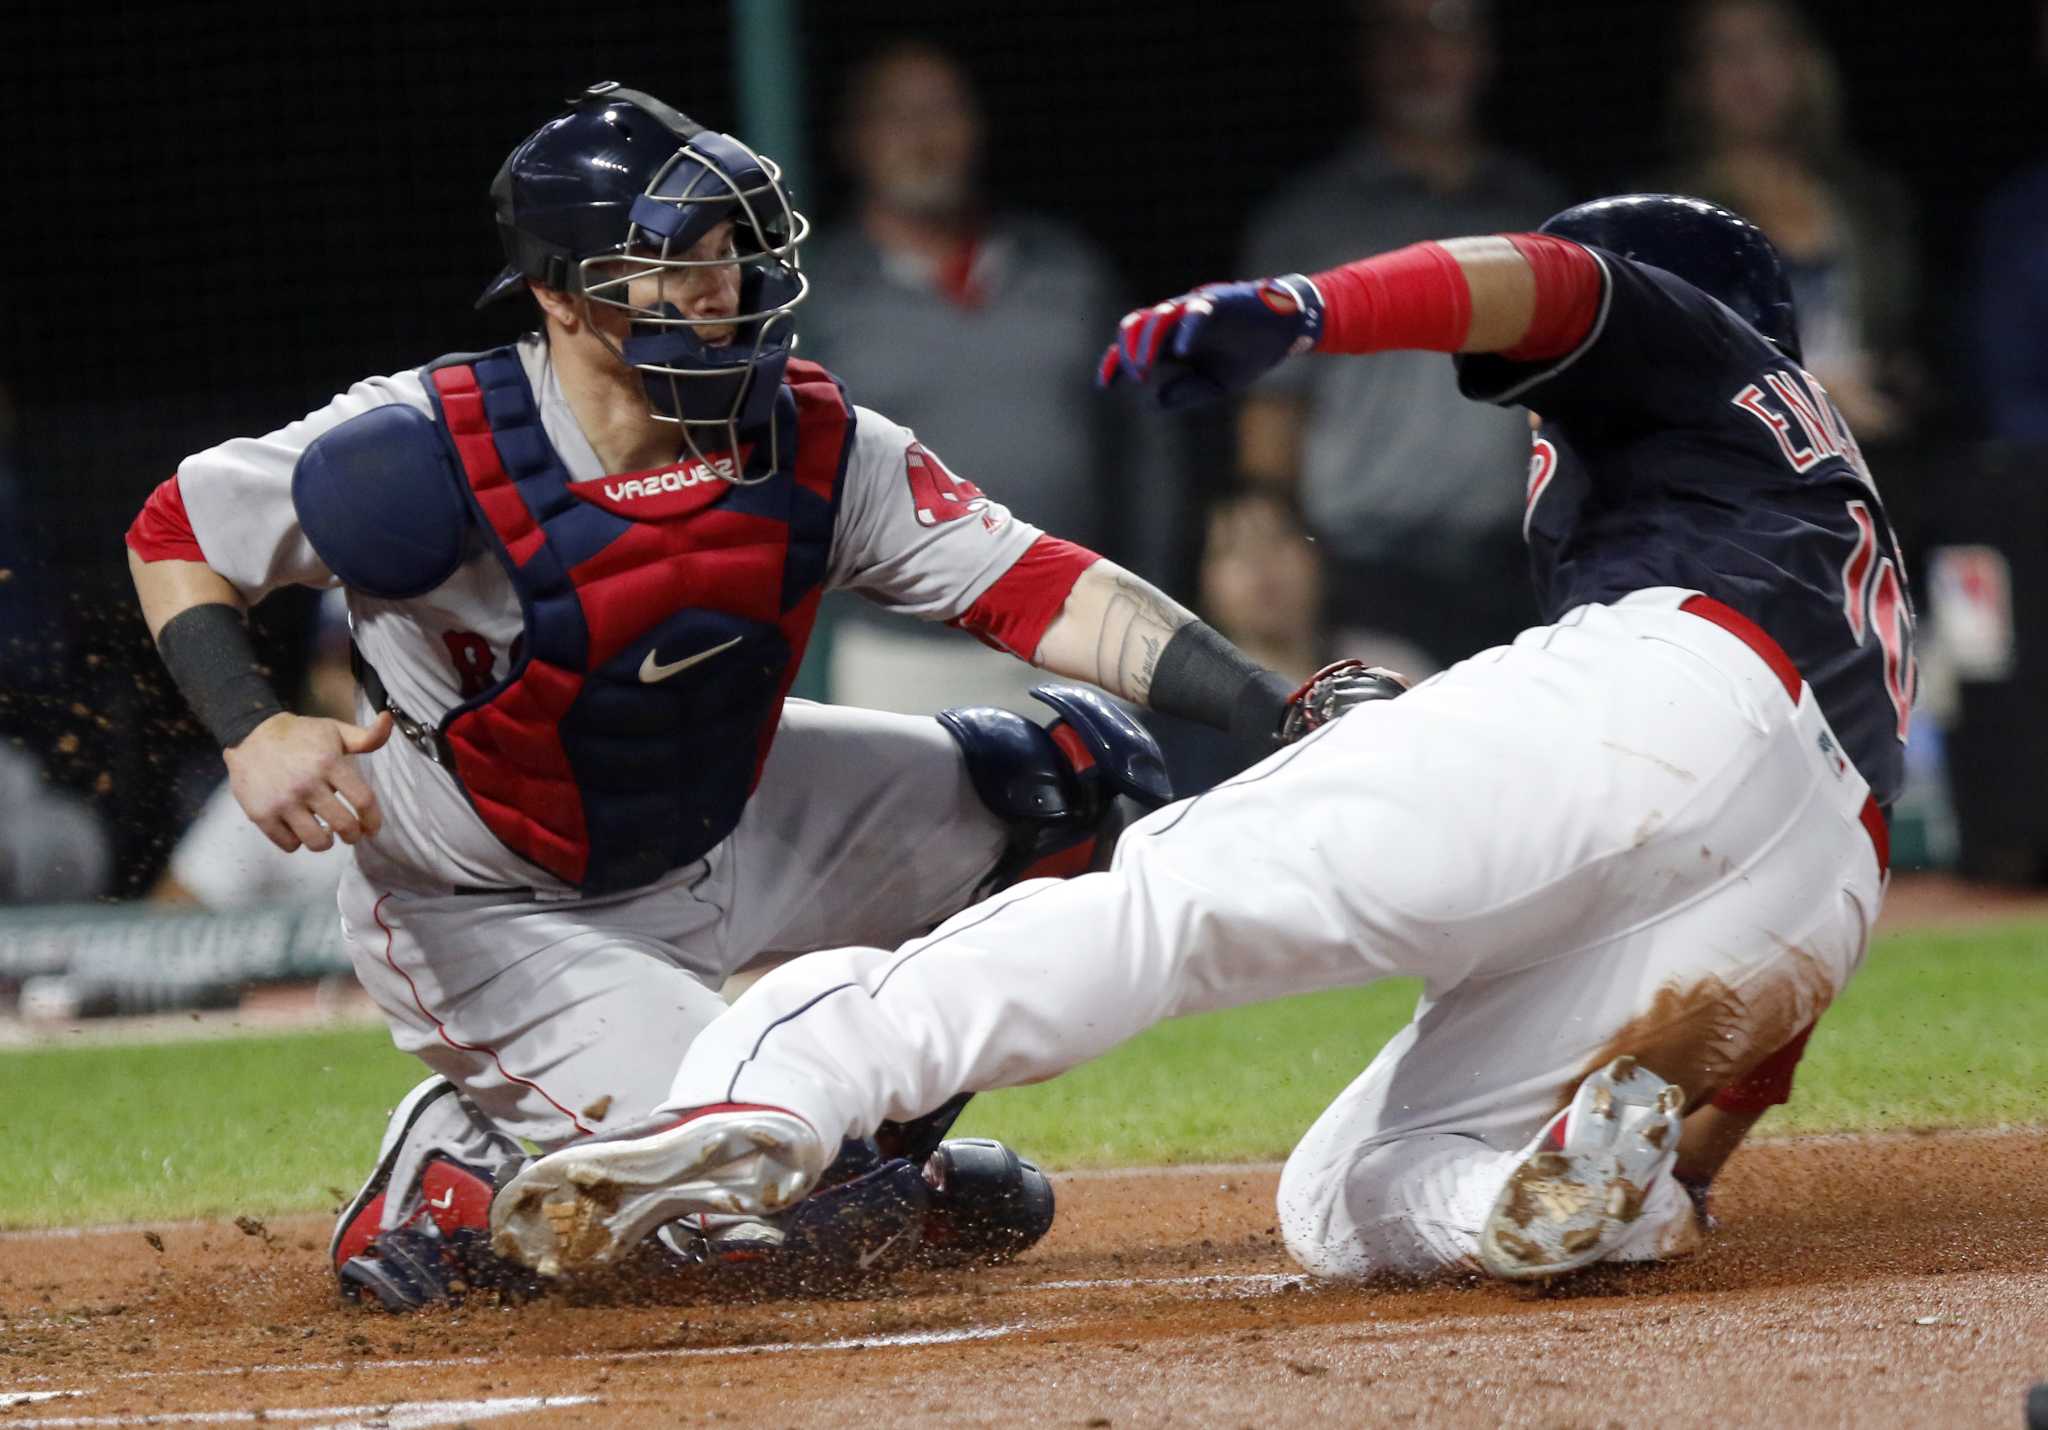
[1276, 660, 1411, 744]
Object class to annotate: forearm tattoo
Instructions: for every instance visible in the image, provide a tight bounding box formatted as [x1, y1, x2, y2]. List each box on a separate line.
[1093, 574, 1190, 703]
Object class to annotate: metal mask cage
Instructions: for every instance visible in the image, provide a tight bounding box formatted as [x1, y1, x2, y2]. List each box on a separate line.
[576, 135, 811, 482]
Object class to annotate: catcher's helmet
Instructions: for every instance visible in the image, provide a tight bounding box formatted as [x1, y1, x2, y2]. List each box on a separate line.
[1539, 193, 1801, 363]
[479, 81, 809, 466]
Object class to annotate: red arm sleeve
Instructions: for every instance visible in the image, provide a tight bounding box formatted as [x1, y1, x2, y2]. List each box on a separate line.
[1310, 241, 1473, 355]
[125, 475, 208, 563]
[948, 535, 1102, 660]
[1307, 234, 1604, 362]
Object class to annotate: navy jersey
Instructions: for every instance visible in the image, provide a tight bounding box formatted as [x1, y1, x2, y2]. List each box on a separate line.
[1455, 248, 1915, 805]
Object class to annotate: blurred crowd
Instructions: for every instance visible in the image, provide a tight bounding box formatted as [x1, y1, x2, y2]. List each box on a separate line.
[792, 0, 2012, 841]
[4, 0, 2047, 924]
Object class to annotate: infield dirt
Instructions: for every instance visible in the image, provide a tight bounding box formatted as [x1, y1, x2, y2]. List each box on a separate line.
[3, 1129, 2043, 1427]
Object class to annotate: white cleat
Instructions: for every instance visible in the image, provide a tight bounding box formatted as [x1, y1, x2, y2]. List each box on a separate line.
[489, 1105, 828, 1278]
[1478, 1056, 1686, 1281]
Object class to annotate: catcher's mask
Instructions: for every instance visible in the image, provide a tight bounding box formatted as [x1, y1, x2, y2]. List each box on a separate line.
[480, 83, 811, 478]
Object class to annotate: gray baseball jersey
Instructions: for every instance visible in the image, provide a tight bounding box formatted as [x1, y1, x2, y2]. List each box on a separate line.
[168, 334, 1044, 894]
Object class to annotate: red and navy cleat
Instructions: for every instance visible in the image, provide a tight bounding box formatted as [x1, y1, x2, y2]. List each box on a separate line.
[336, 1155, 541, 1311]
[329, 1077, 468, 1275]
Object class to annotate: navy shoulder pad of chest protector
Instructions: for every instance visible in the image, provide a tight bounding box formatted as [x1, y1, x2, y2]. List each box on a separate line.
[293, 404, 471, 598]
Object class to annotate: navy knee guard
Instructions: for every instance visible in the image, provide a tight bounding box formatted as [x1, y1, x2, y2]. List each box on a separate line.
[938, 684, 1172, 890]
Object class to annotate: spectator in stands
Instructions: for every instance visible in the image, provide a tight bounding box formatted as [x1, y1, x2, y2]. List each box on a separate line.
[799, 38, 1180, 715]
[0, 744, 110, 904]
[1970, 1, 2048, 439]
[1237, 0, 1562, 675]
[1662, 0, 1921, 440]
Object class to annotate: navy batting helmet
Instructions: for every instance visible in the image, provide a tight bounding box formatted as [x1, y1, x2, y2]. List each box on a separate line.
[1539, 194, 1801, 363]
[479, 82, 809, 463]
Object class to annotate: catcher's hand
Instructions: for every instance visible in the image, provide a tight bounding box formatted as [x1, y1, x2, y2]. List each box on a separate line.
[1276, 660, 1410, 744]
[224, 710, 392, 852]
[1096, 274, 1325, 411]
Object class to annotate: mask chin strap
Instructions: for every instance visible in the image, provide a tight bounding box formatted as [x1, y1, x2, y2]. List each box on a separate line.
[594, 131, 809, 484]
[620, 293, 798, 485]
[668, 354, 775, 487]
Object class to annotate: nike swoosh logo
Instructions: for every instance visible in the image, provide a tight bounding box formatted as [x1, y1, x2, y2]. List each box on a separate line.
[856, 1231, 903, 1271]
[426, 1188, 455, 1211]
[640, 636, 743, 683]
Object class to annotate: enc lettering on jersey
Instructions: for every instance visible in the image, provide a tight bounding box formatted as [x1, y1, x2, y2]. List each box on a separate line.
[1730, 368, 1913, 743]
[1730, 368, 1873, 488]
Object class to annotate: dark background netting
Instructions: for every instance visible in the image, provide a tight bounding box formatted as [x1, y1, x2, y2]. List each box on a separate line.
[1, 0, 2038, 890]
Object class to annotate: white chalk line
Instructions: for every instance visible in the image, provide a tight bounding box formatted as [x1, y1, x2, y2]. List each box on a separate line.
[0, 1396, 597, 1429]
[599, 1321, 1027, 1361]
[1034, 1271, 1307, 1294]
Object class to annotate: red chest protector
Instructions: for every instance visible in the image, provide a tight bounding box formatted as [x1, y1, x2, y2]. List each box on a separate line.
[423, 349, 853, 895]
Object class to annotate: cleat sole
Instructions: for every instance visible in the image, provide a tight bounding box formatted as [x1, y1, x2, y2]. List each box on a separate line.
[1478, 1058, 1684, 1281]
[489, 1110, 824, 1277]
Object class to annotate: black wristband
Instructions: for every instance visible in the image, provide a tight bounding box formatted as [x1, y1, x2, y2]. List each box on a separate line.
[155, 603, 286, 748]
[1146, 620, 1293, 743]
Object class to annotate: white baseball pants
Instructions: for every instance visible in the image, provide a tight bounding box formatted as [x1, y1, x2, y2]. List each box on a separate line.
[339, 700, 1008, 1152]
[660, 591, 1887, 1278]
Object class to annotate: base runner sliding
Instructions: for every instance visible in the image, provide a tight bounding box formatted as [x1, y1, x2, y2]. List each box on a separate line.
[493, 195, 1912, 1284]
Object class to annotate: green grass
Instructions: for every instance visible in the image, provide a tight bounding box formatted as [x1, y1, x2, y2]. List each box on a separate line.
[1760, 922, 2048, 1134]
[3, 923, 2043, 1229]
[3, 1027, 422, 1230]
[951, 979, 1421, 1165]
